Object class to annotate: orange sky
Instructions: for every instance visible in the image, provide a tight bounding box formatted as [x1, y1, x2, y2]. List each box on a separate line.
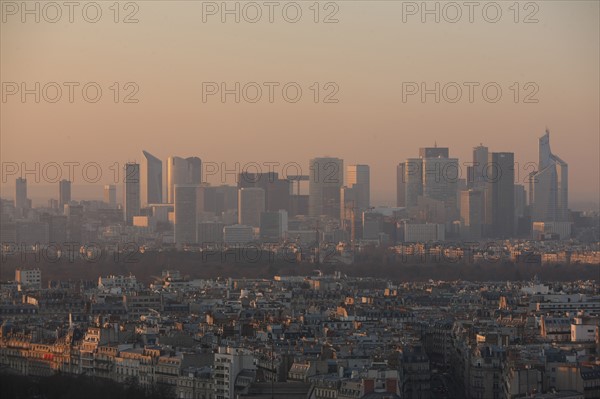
[1, 0, 599, 206]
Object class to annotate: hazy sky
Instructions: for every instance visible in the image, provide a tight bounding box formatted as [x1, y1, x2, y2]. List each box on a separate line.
[1, 0, 599, 207]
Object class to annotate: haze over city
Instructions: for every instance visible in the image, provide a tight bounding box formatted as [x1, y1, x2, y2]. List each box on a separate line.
[1, 0, 599, 207]
[0, 2, 599, 399]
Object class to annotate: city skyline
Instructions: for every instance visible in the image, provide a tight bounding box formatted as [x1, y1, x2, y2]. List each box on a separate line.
[1, 130, 597, 210]
[0, 1, 598, 396]
[0, 131, 593, 211]
[2, 1, 598, 207]
[2, 131, 584, 243]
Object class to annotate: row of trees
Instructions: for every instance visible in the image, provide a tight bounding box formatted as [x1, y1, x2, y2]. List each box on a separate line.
[1, 249, 598, 283]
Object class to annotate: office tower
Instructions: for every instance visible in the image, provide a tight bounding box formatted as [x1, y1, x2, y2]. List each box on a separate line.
[104, 184, 117, 207]
[362, 210, 383, 240]
[167, 156, 185, 203]
[514, 184, 530, 237]
[466, 166, 474, 188]
[484, 152, 515, 238]
[412, 196, 446, 224]
[238, 187, 265, 227]
[472, 144, 489, 189]
[197, 221, 224, 245]
[15, 177, 28, 216]
[531, 130, 568, 222]
[260, 210, 288, 241]
[397, 163, 406, 207]
[403, 145, 459, 221]
[167, 156, 202, 203]
[308, 157, 343, 218]
[198, 184, 218, 216]
[265, 178, 290, 212]
[174, 184, 199, 246]
[403, 223, 445, 242]
[340, 185, 357, 227]
[288, 174, 309, 217]
[238, 171, 272, 189]
[404, 158, 423, 207]
[456, 178, 467, 211]
[123, 163, 141, 225]
[346, 164, 370, 211]
[340, 164, 370, 240]
[48, 199, 59, 209]
[290, 195, 309, 217]
[187, 157, 202, 185]
[238, 172, 290, 212]
[223, 224, 254, 245]
[199, 185, 238, 217]
[514, 184, 526, 219]
[419, 146, 449, 159]
[220, 185, 239, 212]
[422, 157, 459, 215]
[460, 190, 484, 240]
[140, 150, 163, 206]
[58, 179, 71, 210]
[527, 171, 536, 207]
[149, 204, 173, 223]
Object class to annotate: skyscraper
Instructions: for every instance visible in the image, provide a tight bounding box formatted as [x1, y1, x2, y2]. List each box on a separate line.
[15, 177, 28, 217]
[197, 221, 224, 245]
[308, 157, 343, 218]
[260, 210, 288, 241]
[123, 163, 140, 225]
[402, 146, 458, 221]
[168, 156, 187, 204]
[484, 152, 515, 238]
[58, 179, 71, 210]
[238, 187, 265, 228]
[422, 157, 459, 215]
[472, 144, 489, 189]
[346, 164, 370, 211]
[396, 163, 406, 207]
[460, 189, 484, 240]
[514, 184, 527, 219]
[104, 184, 117, 207]
[531, 130, 568, 222]
[140, 150, 163, 206]
[238, 172, 290, 213]
[404, 158, 423, 207]
[419, 146, 449, 159]
[514, 184, 530, 237]
[167, 156, 202, 203]
[174, 184, 199, 246]
[199, 184, 239, 217]
[362, 210, 383, 240]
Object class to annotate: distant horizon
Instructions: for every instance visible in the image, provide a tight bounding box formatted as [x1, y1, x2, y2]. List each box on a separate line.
[2, 128, 599, 209]
[2, 1, 598, 211]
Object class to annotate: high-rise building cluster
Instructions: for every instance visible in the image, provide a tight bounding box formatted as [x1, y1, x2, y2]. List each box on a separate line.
[0, 132, 588, 251]
[396, 131, 573, 241]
